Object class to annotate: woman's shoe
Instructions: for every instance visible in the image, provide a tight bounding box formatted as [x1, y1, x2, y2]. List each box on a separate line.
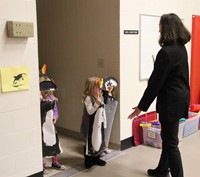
[147, 168, 169, 177]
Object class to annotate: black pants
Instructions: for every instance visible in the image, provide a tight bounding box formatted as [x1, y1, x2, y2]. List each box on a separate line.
[157, 119, 183, 177]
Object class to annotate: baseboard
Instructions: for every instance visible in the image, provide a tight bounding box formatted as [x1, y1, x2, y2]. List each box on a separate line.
[56, 126, 121, 150]
[120, 136, 134, 151]
[28, 171, 43, 177]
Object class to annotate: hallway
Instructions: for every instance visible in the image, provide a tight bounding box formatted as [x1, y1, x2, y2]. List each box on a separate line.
[44, 130, 200, 177]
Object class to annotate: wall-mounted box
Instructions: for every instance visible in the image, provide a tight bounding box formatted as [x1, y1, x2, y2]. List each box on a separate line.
[6, 21, 34, 38]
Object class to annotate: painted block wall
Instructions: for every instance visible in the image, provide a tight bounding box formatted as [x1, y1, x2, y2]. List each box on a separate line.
[0, 0, 42, 177]
[120, 0, 200, 140]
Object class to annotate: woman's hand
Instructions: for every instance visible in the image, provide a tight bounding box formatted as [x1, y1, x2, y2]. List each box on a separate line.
[128, 107, 142, 119]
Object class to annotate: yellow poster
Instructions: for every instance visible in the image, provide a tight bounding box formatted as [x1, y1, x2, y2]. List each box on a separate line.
[0, 66, 30, 92]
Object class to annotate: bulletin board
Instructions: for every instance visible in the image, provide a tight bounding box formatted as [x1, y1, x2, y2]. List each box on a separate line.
[139, 14, 161, 80]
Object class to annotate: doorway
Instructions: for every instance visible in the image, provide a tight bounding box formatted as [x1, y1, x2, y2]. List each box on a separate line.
[36, 0, 120, 175]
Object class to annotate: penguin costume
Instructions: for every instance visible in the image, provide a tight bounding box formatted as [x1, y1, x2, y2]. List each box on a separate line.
[39, 64, 62, 158]
[80, 77, 107, 169]
[101, 77, 118, 155]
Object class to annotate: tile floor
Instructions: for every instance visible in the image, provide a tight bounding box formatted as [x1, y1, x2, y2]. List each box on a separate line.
[44, 130, 200, 177]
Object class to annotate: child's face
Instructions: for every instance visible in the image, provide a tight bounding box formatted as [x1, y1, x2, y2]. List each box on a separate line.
[106, 85, 114, 92]
[41, 90, 51, 99]
[92, 85, 101, 97]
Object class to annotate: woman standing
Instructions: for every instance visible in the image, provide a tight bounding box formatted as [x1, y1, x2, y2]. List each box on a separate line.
[128, 13, 191, 177]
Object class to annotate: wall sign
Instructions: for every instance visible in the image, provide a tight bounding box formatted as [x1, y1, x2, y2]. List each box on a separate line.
[0, 66, 30, 92]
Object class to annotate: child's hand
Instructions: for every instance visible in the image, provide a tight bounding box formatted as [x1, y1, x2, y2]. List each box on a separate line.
[53, 118, 57, 124]
[53, 96, 58, 102]
[95, 91, 102, 105]
[95, 97, 101, 105]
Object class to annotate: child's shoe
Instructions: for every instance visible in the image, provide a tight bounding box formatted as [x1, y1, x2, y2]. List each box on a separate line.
[104, 149, 112, 154]
[100, 149, 112, 157]
[43, 167, 49, 175]
[85, 155, 95, 169]
[52, 162, 66, 170]
[92, 155, 106, 166]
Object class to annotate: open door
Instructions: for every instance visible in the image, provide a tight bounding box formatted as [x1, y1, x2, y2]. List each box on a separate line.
[190, 15, 200, 104]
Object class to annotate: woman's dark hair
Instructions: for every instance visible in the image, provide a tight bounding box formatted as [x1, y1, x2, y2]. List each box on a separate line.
[159, 13, 191, 46]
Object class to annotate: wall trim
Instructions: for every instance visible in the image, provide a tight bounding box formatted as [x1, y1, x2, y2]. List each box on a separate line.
[120, 136, 134, 151]
[28, 171, 43, 177]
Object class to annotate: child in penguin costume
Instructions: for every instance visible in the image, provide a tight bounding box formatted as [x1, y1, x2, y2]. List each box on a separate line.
[101, 77, 118, 155]
[80, 77, 107, 169]
[39, 64, 65, 174]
